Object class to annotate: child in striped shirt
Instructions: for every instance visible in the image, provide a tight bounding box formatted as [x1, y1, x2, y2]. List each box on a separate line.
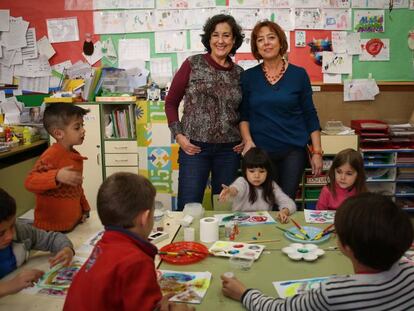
[221, 192, 414, 311]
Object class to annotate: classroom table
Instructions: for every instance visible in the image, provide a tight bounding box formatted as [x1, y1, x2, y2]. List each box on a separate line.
[158, 211, 354, 311]
[0, 210, 182, 311]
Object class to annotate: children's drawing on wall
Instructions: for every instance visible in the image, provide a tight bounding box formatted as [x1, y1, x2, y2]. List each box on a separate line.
[354, 10, 385, 32]
[155, 31, 186, 53]
[273, 9, 295, 30]
[308, 38, 332, 65]
[323, 8, 352, 30]
[46, 17, 79, 43]
[322, 51, 352, 74]
[360, 38, 389, 61]
[273, 277, 329, 298]
[343, 79, 380, 101]
[322, 0, 351, 9]
[158, 270, 212, 304]
[295, 8, 324, 29]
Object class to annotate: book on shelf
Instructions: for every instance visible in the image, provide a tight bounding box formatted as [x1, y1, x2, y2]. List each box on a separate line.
[95, 96, 136, 102]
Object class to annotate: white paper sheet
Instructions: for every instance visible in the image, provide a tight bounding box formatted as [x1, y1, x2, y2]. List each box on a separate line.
[155, 31, 186, 53]
[150, 58, 173, 78]
[37, 36, 56, 59]
[322, 52, 352, 74]
[50, 60, 72, 89]
[343, 79, 379, 101]
[2, 17, 29, 50]
[0, 64, 14, 84]
[82, 41, 103, 65]
[14, 55, 52, 78]
[331, 31, 347, 53]
[359, 38, 390, 61]
[118, 39, 150, 65]
[323, 73, 342, 83]
[0, 48, 16, 67]
[346, 32, 361, 55]
[19, 76, 50, 94]
[46, 17, 79, 43]
[21, 28, 38, 60]
[0, 10, 10, 31]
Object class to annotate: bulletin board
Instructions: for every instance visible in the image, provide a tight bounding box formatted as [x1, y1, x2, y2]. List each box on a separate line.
[1, 0, 414, 82]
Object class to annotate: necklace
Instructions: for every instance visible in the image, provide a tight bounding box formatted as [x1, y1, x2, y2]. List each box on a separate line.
[262, 60, 286, 84]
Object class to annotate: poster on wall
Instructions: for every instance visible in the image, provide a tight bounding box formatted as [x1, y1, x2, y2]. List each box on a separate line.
[46, 17, 79, 43]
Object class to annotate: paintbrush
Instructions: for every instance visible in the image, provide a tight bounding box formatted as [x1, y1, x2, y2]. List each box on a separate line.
[243, 239, 281, 244]
[158, 251, 180, 256]
[290, 219, 311, 239]
[275, 226, 306, 240]
[313, 224, 335, 241]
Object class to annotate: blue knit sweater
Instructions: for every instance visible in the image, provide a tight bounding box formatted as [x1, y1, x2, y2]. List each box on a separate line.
[240, 63, 320, 153]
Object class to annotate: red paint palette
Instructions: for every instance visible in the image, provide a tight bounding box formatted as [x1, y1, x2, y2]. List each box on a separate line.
[159, 242, 209, 265]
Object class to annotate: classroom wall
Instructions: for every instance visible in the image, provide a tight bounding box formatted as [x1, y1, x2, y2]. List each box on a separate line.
[314, 90, 414, 126]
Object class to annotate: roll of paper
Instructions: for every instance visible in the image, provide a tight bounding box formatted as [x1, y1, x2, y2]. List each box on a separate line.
[200, 217, 219, 243]
[184, 227, 195, 242]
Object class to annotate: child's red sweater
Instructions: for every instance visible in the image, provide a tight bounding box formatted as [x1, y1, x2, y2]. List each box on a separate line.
[25, 143, 90, 231]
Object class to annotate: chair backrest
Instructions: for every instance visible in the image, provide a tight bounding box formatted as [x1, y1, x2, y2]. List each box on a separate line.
[212, 194, 232, 211]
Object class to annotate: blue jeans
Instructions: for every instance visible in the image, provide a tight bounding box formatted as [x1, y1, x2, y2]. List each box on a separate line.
[268, 147, 307, 208]
[176, 140, 241, 211]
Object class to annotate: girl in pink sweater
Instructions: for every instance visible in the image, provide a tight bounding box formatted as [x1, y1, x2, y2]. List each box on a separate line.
[316, 148, 367, 210]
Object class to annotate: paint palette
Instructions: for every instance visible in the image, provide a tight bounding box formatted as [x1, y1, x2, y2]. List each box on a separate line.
[208, 241, 265, 260]
[284, 226, 331, 244]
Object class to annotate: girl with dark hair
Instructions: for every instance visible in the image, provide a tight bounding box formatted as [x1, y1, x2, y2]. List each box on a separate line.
[219, 148, 296, 223]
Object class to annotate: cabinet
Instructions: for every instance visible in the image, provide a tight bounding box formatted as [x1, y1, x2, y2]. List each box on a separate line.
[362, 149, 414, 211]
[100, 102, 138, 178]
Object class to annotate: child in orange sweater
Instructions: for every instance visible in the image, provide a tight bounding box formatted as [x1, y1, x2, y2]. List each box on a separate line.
[25, 103, 90, 232]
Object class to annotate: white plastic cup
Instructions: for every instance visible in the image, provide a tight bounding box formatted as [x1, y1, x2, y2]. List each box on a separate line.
[184, 227, 195, 241]
[153, 209, 164, 232]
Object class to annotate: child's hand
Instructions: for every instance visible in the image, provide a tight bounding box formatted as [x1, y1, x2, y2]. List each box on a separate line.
[221, 274, 247, 301]
[49, 247, 74, 267]
[219, 185, 237, 202]
[159, 293, 195, 311]
[7, 269, 44, 294]
[81, 212, 89, 223]
[277, 208, 290, 224]
[56, 166, 83, 187]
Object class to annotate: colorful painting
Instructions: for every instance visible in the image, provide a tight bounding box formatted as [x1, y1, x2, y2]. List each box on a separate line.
[273, 277, 329, 298]
[23, 257, 86, 298]
[354, 10, 385, 33]
[214, 211, 276, 227]
[208, 240, 265, 260]
[158, 270, 211, 304]
[304, 209, 336, 224]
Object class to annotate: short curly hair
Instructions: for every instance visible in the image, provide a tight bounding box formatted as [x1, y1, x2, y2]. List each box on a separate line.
[200, 14, 244, 56]
[250, 20, 288, 60]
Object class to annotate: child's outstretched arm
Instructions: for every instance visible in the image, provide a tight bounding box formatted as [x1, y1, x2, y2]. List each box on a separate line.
[49, 246, 74, 267]
[0, 269, 44, 298]
[273, 183, 296, 223]
[219, 184, 238, 202]
[221, 274, 248, 301]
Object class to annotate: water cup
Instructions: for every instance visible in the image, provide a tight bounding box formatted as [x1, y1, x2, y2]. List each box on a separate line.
[153, 209, 164, 232]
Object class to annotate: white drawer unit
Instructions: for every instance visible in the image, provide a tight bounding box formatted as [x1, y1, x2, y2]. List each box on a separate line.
[104, 140, 137, 153]
[105, 153, 138, 166]
[105, 166, 139, 177]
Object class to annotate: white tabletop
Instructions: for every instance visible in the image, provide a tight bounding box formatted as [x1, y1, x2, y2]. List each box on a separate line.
[0, 210, 182, 311]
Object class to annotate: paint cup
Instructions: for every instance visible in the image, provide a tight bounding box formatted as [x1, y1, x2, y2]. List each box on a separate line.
[184, 227, 195, 242]
[229, 256, 254, 271]
[183, 202, 204, 219]
[153, 209, 164, 232]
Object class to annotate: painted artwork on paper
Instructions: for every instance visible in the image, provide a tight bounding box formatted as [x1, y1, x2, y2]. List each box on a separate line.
[273, 277, 329, 298]
[214, 211, 276, 226]
[304, 209, 335, 223]
[23, 257, 86, 298]
[76, 230, 104, 254]
[158, 270, 212, 304]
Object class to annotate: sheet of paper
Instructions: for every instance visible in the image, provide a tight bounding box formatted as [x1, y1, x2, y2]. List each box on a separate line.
[346, 32, 361, 55]
[19, 76, 50, 94]
[125, 66, 149, 88]
[154, 31, 186, 53]
[21, 28, 38, 60]
[50, 60, 72, 89]
[2, 17, 29, 50]
[322, 52, 352, 74]
[273, 277, 329, 298]
[323, 9, 351, 30]
[82, 40, 103, 65]
[0, 48, 16, 67]
[150, 58, 173, 78]
[14, 55, 52, 78]
[11, 49, 23, 65]
[189, 30, 205, 52]
[0, 9, 10, 31]
[274, 9, 295, 31]
[294, 8, 324, 29]
[354, 10, 385, 32]
[359, 38, 390, 61]
[37, 36, 56, 59]
[323, 73, 342, 83]
[93, 11, 126, 34]
[118, 39, 150, 69]
[304, 209, 336, 223]
[46, 17, 79, 43]
[102, 37, 117, 64]
[331, 31, 347, 53]
[343, 79, 379, 101]
[0, 91, 5, 102]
